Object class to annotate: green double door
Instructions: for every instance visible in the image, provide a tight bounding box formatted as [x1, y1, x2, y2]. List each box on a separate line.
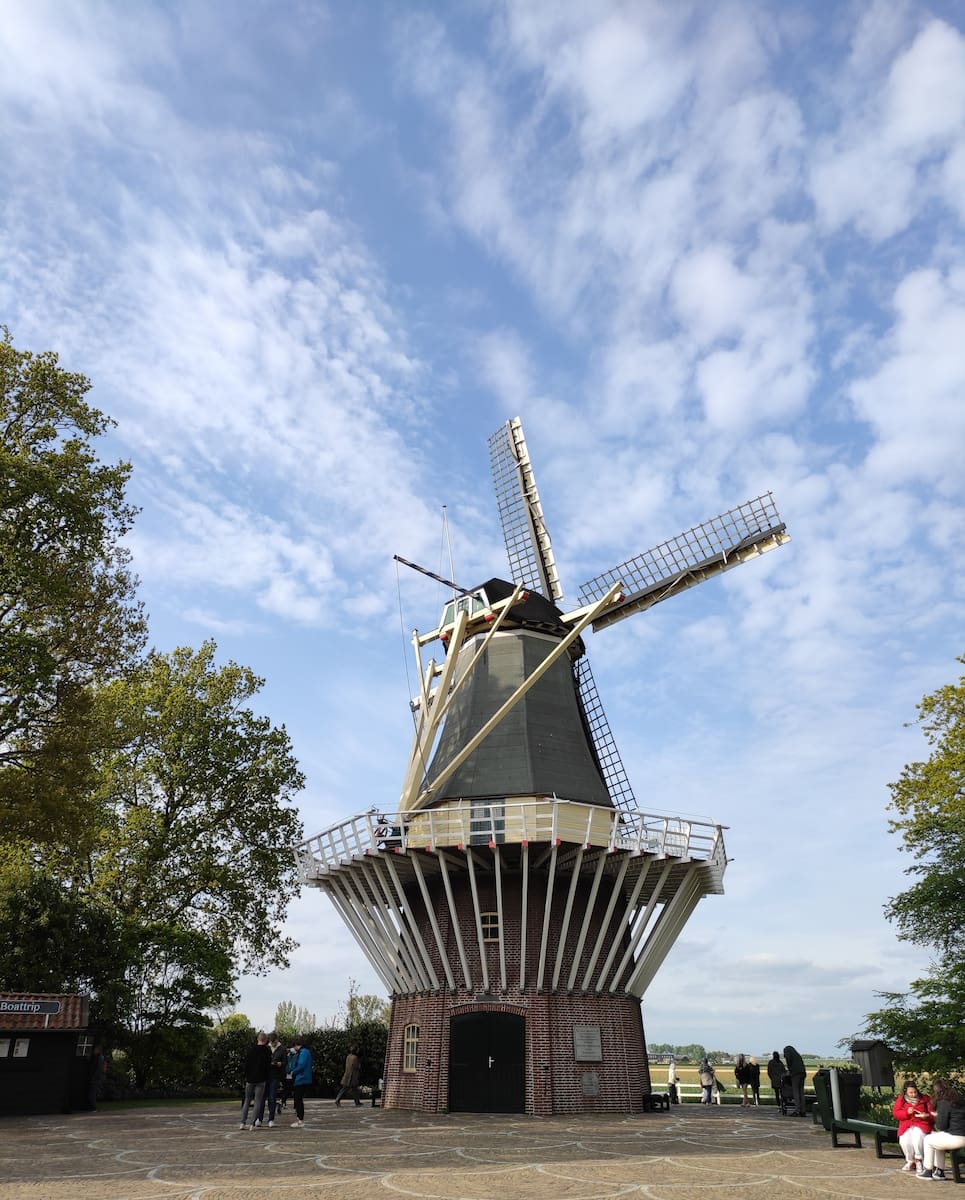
[448, 1012, 525, 1113]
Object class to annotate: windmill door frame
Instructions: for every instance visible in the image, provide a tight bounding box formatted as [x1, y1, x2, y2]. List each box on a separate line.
[448, 1011, 525, 1113]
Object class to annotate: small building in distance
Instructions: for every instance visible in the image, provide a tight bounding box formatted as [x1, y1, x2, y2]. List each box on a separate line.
[0, 993, 94, 1115]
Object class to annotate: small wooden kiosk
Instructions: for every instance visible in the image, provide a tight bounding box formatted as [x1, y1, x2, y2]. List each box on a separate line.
[0, 993, 94, 1115]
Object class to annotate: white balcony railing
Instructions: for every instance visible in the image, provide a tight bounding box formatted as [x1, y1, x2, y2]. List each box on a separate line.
[295, 797, 725, 882]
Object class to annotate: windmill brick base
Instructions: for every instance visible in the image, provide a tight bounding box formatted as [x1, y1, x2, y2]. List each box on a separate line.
[385, 988, 649, 1114]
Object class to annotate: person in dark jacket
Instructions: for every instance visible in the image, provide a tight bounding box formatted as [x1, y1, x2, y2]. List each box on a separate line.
[87, 1044, 107, 1111]
[239, 1033, 271, 1130]
[783, 1045, 807, 1116]
[767, 1051, 785, 1107]
[746, 1057, 761, 1106]
[919, 1079, 965, 1181]
[255, 1032, 287, 1127]
[733, 1054, 751, 1106]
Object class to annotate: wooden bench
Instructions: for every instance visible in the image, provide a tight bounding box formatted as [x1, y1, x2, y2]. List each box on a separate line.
[641, 1092, 671, 1112]
[809, 1071, 900, 1157]
[950, 1145, 964, 1183]
[829, 1117, 901, 1158]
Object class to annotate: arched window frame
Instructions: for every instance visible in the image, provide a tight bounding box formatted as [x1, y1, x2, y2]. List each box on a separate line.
[403, 1023, 420, 1072]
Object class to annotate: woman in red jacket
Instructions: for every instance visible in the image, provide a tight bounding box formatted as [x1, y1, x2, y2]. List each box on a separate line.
[892, 1079, 934, 1173]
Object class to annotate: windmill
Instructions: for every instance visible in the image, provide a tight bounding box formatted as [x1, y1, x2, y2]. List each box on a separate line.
[295, 417, 789, 1115]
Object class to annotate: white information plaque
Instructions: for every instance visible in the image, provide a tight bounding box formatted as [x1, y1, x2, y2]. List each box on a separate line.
[573, 1024, 603, 1062]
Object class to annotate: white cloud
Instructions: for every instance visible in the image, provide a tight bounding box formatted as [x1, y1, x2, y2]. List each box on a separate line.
[884, 18, 965, 149]
[671, 247, 761, 347]
[810, 18, 965, 241]
[850, 265, 965, 492]
[477, 329, 536, 412]
[597, 337, 688, 428]
[180, 607, 261, 637]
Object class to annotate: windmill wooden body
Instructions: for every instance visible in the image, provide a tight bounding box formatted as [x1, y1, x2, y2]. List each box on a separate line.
[296, 418, 789, 1114]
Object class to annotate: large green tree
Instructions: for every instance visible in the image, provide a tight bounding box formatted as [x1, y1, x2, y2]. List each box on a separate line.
[75, 640, 306, 1074]
[0, 328, 145, 840]
[862, 654, 965, 1074]
[0, 330, 308, 1090]
[0, 641, 305, 1088]
[343, 977, 390, 1028]
[86, 642, 305, 973]
[274, 1001, 318, 1040]
[0, 843, 119, 994]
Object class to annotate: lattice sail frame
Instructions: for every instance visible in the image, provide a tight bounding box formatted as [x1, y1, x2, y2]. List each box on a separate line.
[578, 492, 789, 632]
[489, 417, 642, 811]
[573, 657, 637, 816]
[486, 424, 788, 810]
[489, 417, 563, 603]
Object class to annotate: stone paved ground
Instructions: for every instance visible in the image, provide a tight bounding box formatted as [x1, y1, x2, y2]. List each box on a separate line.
[0, 1100, 941, 1200]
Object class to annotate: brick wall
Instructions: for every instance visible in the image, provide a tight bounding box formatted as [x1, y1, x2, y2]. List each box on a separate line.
[383, 986, 650, 1115]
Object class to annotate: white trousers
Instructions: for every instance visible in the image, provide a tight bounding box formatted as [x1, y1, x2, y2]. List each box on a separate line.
[898, 1127, 925, 1162]
[923, 1130, 965, 1170]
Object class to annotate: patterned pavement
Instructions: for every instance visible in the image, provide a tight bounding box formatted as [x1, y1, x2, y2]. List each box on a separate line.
[0, 1100, 938, 1200]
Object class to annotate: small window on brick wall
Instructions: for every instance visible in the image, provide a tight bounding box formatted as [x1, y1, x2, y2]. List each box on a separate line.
[76, 1035, 94, 1056]
[403, 1024, 420, 1072]
[481, 911, 500, 942]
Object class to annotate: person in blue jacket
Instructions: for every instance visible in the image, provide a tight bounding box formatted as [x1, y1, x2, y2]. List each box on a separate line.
[289, 1036, 314, 1127]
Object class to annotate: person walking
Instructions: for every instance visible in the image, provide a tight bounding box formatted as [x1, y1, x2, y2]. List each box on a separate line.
[335, 1046, 362, 1107]
[783, 1045, 807, 1117]
[918, 1079, 965, 1181]
[767, 1052, 785, 1108]
[289, 1036, 314, 1128]
[891, 1079, 934, 1173]
[698, 1057, 716, 1105]
[239, 1033, 271, 1130]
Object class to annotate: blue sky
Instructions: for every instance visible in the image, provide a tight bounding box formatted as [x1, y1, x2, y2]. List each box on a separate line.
[3, 0, 964, 1056]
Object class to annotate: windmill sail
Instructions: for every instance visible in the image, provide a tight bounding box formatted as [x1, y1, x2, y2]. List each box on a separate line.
[488, 417, 563, 602]
[573, 656, 637, 816]
[578, 493, 789, 632]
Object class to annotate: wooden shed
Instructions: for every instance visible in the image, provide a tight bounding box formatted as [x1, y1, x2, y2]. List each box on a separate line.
[849, 1038, 895, 1089]
[0, 993, 94, 1115]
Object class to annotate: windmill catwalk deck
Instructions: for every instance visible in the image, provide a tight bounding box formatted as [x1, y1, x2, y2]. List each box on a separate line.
[296, 416, 789, 1115]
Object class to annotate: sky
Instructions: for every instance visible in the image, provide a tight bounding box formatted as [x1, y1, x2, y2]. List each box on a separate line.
[2, 0, 964, 1058]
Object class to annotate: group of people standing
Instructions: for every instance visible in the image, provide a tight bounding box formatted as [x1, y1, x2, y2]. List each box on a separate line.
[690, 1045, 807, 1113]
[768, 1046, 808, 1116]
[892, 1078, 965, 1181]
[734, 1054, 761, 1105]
[239, 1036, 363, 1129]
[240, 1032, 314, 1129]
